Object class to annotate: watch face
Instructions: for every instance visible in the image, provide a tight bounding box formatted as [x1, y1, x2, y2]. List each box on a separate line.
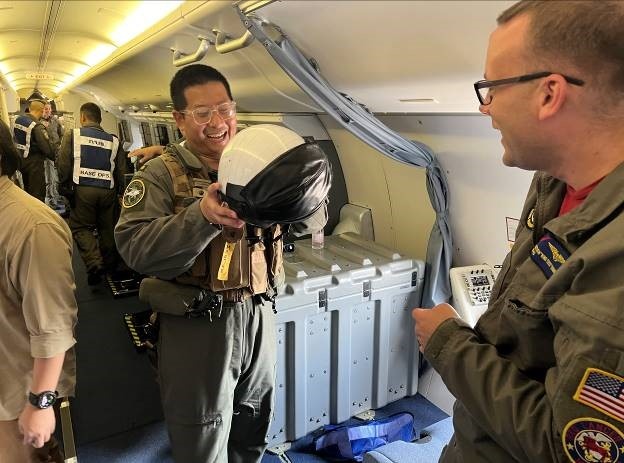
[38, 392, 56, 408]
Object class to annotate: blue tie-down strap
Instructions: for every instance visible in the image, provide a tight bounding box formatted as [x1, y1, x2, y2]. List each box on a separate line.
[313, 412, 416, 461]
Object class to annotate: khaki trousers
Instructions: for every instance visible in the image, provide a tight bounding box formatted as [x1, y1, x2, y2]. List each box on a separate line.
[158, 297, 276, 463]
[0, 420, 62, 463]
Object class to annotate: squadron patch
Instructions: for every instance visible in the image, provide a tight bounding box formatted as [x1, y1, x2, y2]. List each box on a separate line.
[530, 234, 569, 279]
[563, 418, 624, 463]
[122, 179, 146, 208]
[574, 368, 624, 424]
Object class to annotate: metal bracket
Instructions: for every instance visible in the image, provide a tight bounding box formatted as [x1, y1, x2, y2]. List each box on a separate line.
[266, 441, 293, 462]
[411, 271, 418, 287]
[318, 289, 327, 309]
[171, 35, 213, 67]
[363, 280, 371, 299]
[354, 409, 376, 421]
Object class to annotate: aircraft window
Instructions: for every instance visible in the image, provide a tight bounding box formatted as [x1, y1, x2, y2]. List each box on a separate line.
[139, 122, 153, 146]
[118, 120, 132, 144]
[155, 124, 170, 145]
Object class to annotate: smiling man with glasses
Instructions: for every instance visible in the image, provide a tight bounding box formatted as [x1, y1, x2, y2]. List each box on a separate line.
[115, 64, 327, 463]
[413, 1, 624, 462]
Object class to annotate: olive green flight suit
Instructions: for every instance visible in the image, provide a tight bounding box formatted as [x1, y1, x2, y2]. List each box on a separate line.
[115, 144, 327, 463]
[20, 114, 56, 202]
[57, 123, 126, 273]
[426, 162, 624, 462]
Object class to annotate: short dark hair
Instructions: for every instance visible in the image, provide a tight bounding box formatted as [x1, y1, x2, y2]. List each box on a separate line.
[170, 64, 233, 111]
[498, 1, 624, 102]
[0, 119, 21, 177]
[80, 102, 102, 123]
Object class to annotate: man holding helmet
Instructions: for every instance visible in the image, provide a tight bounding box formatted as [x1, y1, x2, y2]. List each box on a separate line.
[115, 64, 329, 463]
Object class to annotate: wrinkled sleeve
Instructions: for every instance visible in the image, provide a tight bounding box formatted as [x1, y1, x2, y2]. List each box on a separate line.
[425, 319, 559, 461]
[12, 222, 77, 359]
[425, 289, 624, 463]
[114, 158, 220, 279]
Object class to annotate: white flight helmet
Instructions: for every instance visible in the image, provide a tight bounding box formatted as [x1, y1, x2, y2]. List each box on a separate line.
[218, 124, 331, 228]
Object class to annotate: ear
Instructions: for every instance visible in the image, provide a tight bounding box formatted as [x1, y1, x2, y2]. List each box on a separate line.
[172, 110, 185, 129]
[537, 74, 568, 121]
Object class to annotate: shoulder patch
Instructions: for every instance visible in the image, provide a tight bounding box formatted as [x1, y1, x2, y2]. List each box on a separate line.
[530, 234, 569, 279]
[563, 418, 624, 463]
[122, 179, 146, 208]
[574, 368, 624, 424]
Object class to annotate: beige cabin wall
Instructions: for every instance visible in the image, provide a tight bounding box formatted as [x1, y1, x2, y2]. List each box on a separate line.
[320, 114, 533, 268]
[319, 116, 434, 262]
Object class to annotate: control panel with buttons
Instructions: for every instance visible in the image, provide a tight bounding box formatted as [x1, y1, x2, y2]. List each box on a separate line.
[449, 264, 499, 327]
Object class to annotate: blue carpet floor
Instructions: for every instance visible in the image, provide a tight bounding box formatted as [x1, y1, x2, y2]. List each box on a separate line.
[77, 393, 449, 463]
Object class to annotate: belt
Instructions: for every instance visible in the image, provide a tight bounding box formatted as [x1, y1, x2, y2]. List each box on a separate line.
[219, 288, 254, 303]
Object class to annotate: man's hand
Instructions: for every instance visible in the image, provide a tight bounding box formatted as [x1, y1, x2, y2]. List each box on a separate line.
[200, 183, 244, 229]
[412, 303, 460, 352]
[128, 145, 164, 165]
[18, 406, 55, 449]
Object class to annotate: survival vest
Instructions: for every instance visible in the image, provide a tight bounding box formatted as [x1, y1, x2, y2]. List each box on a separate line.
[72, 127, 119, 189]
[160, 145, 284, 301]
[13, 115, 36, 158]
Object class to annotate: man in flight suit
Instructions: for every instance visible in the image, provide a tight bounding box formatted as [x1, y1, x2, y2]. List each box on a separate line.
[413, 2, 624, 462]
[115, 64, 327, 463]
[40, 102, 65, 209]
[57, 102, 126, 285]
[13, 99, 56, 202]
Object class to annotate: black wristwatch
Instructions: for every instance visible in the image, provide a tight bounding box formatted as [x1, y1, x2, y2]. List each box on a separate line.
[28, 391, 58, 409]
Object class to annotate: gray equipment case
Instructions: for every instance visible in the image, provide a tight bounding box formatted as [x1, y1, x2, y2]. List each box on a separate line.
[268, 233, 424, 446]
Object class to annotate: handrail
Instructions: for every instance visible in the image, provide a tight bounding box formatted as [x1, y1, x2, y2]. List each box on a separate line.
[213, 28, 254, 54]
[171, 35, 213, 67]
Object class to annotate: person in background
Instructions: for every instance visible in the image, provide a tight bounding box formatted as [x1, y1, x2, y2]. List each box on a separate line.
[115, 64, 327, 463]
[57, 102, 126, 285]
[13, 99, 57, 202]
[0, 117, 78, 462]
[413, 1, 624, 462]
[40, 102, 65, 211]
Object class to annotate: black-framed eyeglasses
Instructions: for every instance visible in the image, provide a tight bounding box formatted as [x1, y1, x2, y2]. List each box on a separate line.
[178, 101, 237, 125]
[473, 72, 585, 106]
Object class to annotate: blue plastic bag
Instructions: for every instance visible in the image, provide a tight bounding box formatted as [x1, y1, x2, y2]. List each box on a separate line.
[312, 412, 416, 461]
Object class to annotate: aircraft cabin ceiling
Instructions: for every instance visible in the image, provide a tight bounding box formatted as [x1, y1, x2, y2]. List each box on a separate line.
[0, 0, 515, 115]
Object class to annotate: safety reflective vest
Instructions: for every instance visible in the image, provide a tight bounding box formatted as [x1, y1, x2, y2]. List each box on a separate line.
[72, 127, 119, 189]
[13, 115, 36, 158]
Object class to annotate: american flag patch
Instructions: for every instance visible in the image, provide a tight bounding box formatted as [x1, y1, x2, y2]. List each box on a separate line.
[574, 368, 624, 423]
